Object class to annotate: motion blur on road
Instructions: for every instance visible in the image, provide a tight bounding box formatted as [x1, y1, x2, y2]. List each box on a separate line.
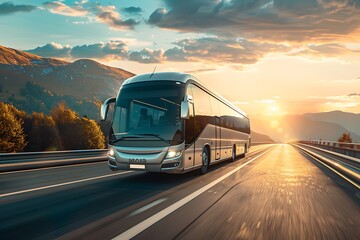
[1, 144, 359, 240]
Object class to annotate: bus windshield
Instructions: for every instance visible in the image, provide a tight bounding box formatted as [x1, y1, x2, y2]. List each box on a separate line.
[111, 81, 185, 146]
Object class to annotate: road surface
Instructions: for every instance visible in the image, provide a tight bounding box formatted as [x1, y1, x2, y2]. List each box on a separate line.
[0, 144, 359, 239]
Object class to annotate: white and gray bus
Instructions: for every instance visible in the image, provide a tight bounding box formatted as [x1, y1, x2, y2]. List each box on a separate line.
[101, 72, 251, 174]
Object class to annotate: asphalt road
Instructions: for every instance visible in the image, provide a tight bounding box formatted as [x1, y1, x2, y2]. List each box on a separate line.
[0, 144, 359, 240]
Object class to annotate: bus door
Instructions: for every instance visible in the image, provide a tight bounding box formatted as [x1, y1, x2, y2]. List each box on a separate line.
[184, 87, 196, 169]
[215, 116, 221, 160]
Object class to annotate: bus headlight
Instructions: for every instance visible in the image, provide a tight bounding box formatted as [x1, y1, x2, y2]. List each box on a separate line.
[108, 149, 115, 157]
[166, 150, 182, 159]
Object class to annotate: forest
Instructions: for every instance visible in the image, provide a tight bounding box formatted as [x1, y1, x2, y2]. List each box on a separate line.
[0, 102, 109, 153]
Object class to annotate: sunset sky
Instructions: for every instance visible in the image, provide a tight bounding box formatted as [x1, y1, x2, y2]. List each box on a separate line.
[1, 0, 360, 116]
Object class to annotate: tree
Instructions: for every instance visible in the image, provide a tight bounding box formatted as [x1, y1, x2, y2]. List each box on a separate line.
[24, 112, 63, 151]
[0, 102, 27, 152]
[338, 133, 352, 143]
[51, 102, 78, 125]
[79, 118, 105, 149]
[51, 103, 105, 150]
[51, 102, 81, 150]
[338, 132, 352, 148]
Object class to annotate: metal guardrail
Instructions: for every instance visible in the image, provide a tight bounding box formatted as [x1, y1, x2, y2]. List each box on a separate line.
[299, 140, 360, 149]
[297, 140, 360, 159]
[293, 143, 360, 186]
[0, 149, 108, 172]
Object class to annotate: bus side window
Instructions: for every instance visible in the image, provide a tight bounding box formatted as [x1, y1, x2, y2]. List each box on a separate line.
[210, 96, 220, 120]
[192, 85, 212, 139]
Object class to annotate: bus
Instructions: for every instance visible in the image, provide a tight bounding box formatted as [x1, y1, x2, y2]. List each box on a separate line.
[100, 72, 251, 174]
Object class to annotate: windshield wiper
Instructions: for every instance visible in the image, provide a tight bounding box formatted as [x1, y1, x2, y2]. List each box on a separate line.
[135, 134, 171, 144]
[110, 135, 140, 144]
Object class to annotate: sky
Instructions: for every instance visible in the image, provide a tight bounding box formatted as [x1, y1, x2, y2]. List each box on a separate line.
[1, 0, 360, 117]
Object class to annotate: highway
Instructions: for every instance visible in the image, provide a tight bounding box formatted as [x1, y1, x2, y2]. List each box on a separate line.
[1, 144, 359, 240]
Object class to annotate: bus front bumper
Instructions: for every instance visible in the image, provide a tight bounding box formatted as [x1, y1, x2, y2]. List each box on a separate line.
[107, 143, 185, 174]
[108, 156, 184, 174]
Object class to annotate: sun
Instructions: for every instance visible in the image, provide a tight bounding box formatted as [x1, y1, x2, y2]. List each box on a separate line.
[270, 106, 279, 112]
[267, 104, 283, 115]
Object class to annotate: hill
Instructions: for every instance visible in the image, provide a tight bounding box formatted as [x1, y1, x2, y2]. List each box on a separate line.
[0, 45, 67, 66]
[0, 45, 134, 119]
[251, 130, 276, 144]
[304, 111, 360, 136]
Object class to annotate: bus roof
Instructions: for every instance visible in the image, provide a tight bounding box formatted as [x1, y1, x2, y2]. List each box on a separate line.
[123, 72, 248, 118]
[123, 72, 195, 84]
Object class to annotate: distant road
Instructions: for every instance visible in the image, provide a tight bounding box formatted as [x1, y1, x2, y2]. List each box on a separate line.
[1, 144, 359, 239]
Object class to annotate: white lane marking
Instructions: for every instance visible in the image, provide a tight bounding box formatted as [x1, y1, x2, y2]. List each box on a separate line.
[0, 161, 105, 175]
[257, 221, 261, 229]
[0, 171, 133, 198]
[113, 147, 274, 240]
[298, 148, 360, 189]
[128, 198, 167, 217]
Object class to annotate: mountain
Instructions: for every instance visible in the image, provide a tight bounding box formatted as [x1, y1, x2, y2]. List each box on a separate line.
[251, 130, 276, 143]
[0, 45, 67, 66]
[303, 111, 360, 136]
[251, 114, 360, 143]
[0, 45, 134, 119]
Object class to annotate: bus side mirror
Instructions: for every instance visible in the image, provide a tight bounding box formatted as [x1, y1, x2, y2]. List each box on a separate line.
[100, 97, 116, 121]
[181, 95, 193, 119]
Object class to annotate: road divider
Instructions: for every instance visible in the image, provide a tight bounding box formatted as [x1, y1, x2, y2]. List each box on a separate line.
[0, 149, 107, 172]
[293, 144, 360, 188]
[296, 140, 360, 158]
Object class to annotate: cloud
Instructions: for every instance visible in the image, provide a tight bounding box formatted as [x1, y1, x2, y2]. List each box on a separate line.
[42, 1, 88, 16]
[71, 41, 128, 59]
[164, 37, 290, 64]
[0, 2, 37, 15]
[27, 42, 71, 58]
[148, 0, 360, 42]
[27, 35, 360, 67]
[185, 68, 218, 74]
[309, 93, 360, 109]
[128, 48, 165, 63]
[42, 1, 139, 30]
[292, 43, 360, 58]
[28, 41, 128, 60]
[91, 4, 139, 30]
[123, 6, 142, 14]
[26, 36, 292, 67]
[127, 37, 290, 65]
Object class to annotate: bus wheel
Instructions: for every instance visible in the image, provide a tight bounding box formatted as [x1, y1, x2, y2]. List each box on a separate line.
[201, 147, 209, 174]
[231, 145, 236, 162]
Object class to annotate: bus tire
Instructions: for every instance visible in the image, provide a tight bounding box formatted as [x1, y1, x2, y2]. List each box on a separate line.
[231, 145, 236, 162]
[201, 147, 210, 174]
